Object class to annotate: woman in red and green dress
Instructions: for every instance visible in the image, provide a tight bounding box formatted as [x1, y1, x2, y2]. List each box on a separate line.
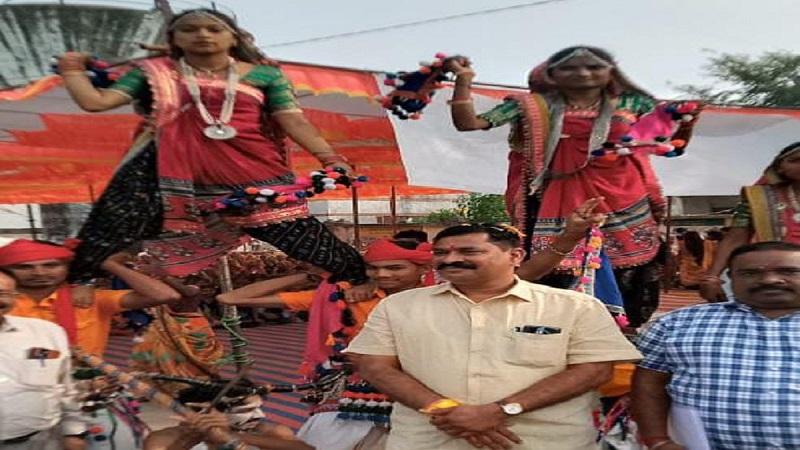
[447, 46, 697, 327]
[700, 141, 800, 301]
[58, 9, 368, 284]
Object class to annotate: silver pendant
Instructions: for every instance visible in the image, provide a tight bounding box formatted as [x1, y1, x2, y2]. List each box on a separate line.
[203, 124, 237, 140]
[793, 212, 800, 223]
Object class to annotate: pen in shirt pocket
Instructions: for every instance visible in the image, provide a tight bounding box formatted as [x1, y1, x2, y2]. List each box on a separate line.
[513, 325, 561, 335]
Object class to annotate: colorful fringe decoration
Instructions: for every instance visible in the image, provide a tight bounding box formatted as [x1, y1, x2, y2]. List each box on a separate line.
[336, 379, 392, 426]
[590, 101, 699, 160]
[572, 227, 604, 296]
[211, 167, 368, 215]
[378, 52, 453, 120]
[50, 56, 120, 88]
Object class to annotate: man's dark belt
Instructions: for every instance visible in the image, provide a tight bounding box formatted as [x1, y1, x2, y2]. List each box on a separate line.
[2, 431, 39, 444]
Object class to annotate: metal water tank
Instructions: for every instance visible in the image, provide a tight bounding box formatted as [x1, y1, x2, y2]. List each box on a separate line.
[0, 1, 168, 88]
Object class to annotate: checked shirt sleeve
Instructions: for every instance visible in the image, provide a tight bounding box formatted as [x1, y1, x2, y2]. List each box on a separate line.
[636, 316, 674, 373]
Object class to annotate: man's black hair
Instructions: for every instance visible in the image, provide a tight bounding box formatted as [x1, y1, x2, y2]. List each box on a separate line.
[433, 224, 521, 249]
[392, 230, 429, 243]
[728, 241, 800, 268]
[390, 239, 422, 251]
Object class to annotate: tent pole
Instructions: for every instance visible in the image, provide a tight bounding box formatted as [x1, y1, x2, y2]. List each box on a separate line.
[88, 184, 96, 203]
[26, 204, 37, 239]
[351, 186, 361, 248]
[390, 185, 398, 236]
[663, 196, 674, 292]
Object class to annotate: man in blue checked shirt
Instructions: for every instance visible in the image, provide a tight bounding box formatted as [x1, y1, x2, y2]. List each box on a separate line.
[631, 241, 800, 450]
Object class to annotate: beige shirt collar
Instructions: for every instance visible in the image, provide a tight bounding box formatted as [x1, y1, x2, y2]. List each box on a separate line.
[431, 276, 534, 304]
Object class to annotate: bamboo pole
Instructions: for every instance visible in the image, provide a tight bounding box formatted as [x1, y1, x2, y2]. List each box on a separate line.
[663, 196, 674, 292]
[390, 185, 398, 236]
[26, 204, 36, 239]
[351, 186, 361, 248]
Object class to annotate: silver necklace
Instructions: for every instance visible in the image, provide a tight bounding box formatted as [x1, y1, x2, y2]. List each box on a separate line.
[786, 185, 800, 222]
[180, 57, 239, 140]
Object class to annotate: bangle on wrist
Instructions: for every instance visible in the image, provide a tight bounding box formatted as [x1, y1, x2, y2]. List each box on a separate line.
[447, 99, 473, 105]
[640, 435, 671, 446]
[648, 440, 674, 450]
[60, 70, 88, 77]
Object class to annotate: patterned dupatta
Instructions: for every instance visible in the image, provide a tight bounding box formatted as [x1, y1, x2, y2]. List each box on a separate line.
[744, 145, 800, 243]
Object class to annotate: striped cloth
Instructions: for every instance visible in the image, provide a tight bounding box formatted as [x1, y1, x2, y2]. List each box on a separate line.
[658, 289, 704, 312]
[104, 322, 310, 430]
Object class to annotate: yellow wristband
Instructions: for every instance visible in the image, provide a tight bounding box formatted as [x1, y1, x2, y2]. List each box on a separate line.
[419, 398, 461, 414]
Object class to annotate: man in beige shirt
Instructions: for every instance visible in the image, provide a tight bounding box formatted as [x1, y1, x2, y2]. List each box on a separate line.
[346, 224, 641, 450]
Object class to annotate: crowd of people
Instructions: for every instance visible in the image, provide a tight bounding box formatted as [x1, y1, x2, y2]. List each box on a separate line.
[1, 6, 798, 450]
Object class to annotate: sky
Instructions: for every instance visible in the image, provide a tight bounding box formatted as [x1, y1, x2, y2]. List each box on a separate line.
[222, 0, 800, 98]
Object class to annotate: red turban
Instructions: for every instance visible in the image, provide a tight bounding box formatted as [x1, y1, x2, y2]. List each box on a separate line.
[0, 239, 74, 266]
[363, 239, 432, 265]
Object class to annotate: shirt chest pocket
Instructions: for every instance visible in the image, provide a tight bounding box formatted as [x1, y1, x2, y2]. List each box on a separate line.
[503, 331, 567, 367]
[17, 357, 64, 386]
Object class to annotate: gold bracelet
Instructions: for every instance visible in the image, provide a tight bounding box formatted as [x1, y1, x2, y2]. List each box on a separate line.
[547, 243, 573, 257]
[60, 70, 88, 77]
[447, 99, 473, 105]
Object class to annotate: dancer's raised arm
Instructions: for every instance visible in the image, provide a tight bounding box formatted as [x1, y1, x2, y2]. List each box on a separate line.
[444, 57, 491, 131]
[59, 52, 132, 112]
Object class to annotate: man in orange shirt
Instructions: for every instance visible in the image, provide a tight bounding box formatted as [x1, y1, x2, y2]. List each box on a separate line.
[0, 239, 182, 355]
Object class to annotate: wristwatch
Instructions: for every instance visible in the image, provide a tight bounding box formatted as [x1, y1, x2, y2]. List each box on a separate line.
[496, 401, 524, 416]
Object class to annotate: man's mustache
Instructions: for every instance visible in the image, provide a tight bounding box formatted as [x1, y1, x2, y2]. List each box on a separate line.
[749, 285, 794, 294]
[437, 262, 477, 271]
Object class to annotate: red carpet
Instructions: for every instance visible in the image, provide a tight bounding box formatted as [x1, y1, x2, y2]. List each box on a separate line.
[104, 322, 310, 430]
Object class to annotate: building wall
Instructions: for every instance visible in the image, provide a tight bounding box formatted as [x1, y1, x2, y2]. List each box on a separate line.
[309, 194, 462, 224]
[670, 196, 739, 216]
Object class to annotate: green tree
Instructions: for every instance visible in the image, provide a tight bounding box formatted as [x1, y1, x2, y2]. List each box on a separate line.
[677, 51, 800, 107]
[423, 193, 509, 224]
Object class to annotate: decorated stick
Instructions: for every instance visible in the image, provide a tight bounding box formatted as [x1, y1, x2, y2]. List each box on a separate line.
[145, 369, 347, 395]
[73, 347, 189, 415]
[218, 255, 253, 371]
[72, 348, 233, 442]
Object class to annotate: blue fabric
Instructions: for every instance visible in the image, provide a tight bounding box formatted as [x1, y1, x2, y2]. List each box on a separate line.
[637, 302, 800, 449]
[593, 250, 624, 311]
[110, 276, 130, 290]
